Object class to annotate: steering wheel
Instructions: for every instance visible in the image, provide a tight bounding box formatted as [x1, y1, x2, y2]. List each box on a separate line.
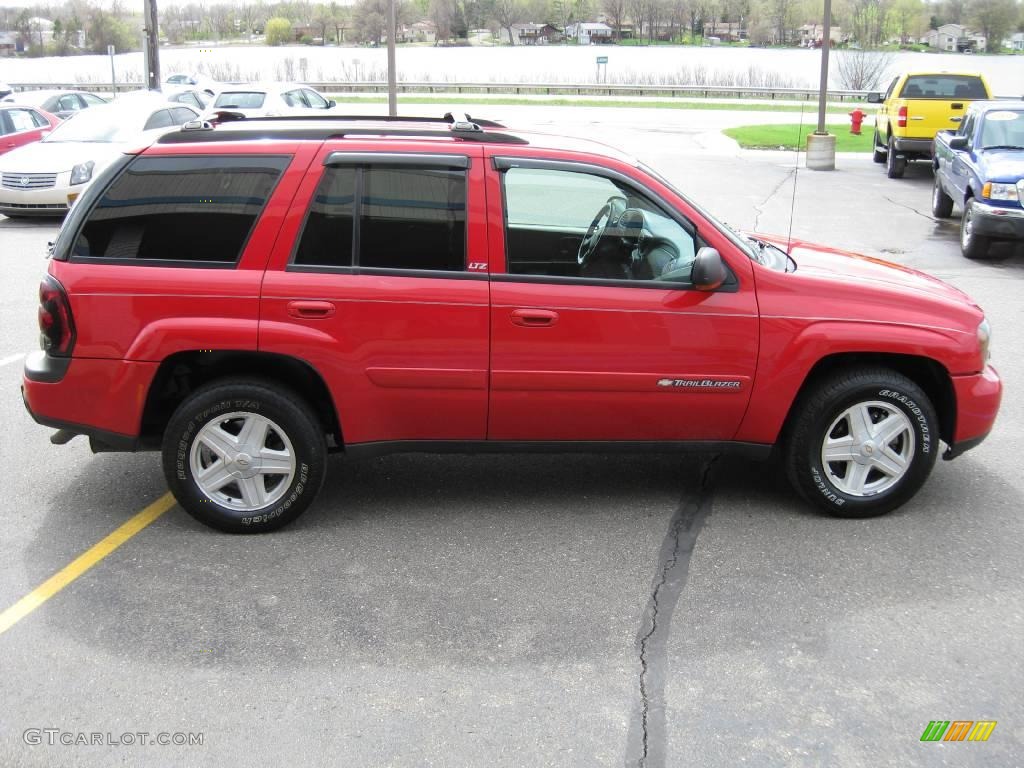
[577, 196, 627, 267]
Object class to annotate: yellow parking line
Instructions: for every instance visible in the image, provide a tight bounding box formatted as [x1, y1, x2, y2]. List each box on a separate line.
[0, 492, 176, 637]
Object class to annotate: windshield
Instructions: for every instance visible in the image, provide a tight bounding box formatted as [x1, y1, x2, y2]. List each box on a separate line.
[639, 162, 759, 261]
[43, 108, 137, 143]
[980, 110, 1024, 149]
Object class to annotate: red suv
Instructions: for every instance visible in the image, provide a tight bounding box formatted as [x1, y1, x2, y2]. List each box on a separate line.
[21, 114, 1002, 532]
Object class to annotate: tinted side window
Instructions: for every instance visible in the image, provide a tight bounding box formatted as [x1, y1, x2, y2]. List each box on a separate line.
[81, 93, 106, 105]
[72, 155, 290, 265]
[294, 165, 466, 272]
[360, 167, 465, 271]
[294, 167, 355, 267]
[0, 111, 10, 135]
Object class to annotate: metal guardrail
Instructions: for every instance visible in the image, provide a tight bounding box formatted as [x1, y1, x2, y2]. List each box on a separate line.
[8, 81, 875, 101]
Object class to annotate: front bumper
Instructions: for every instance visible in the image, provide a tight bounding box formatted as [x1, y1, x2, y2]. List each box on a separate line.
[944, 364, 1002, 459]
[969, 201, 1024, 240]
[0, 175, 75, 216]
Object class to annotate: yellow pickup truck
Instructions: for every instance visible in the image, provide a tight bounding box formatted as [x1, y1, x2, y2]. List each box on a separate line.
[867, 72, 992, 179]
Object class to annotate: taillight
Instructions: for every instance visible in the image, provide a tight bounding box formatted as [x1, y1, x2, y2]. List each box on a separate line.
[898, 106, 908, 128]
[38, 275, 75, 356]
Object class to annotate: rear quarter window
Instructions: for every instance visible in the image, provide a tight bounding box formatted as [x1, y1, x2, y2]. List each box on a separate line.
[70, 155, 290, 266]
[900, 75, 986, 99]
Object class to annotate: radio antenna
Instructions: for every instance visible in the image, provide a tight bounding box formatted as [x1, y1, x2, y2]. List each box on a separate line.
[786, 104, 805, 254]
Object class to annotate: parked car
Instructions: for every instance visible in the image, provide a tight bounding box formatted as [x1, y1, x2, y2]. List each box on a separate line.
[206, 83, 336, 118]
[21, 114, 1001, 532]
[868, 72, 991, 179]
[1, 89, 108, 120]
[0, 96, 198, 217]
[116, 87, 212, 111]
[164, 73, 219, 96]
[933, 101, 1024, 259]
[1, 105, 60, 155]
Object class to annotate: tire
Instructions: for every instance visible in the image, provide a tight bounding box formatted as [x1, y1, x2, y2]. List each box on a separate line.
[960, 198, 992, 260]
[161, 379, 327, 533]
[872, 129, 886, 164]
[885, 135, 905, 179]
[785, 369, 939, 518]
[931, 174, 954, 218]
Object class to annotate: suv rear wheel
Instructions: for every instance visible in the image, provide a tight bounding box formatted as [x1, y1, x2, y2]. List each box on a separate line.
[161, 379, 327, 533]
[785, 369, 938, 517]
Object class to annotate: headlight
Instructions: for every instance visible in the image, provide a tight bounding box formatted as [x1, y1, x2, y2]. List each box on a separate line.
[977, 318, 991, 364]
[981, 182, 1019, 201]
[70, 161, 94, 186]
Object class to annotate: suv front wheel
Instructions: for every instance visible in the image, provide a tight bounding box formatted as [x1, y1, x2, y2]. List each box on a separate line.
[785, 369, 938, 517]
[161, 379, 327, 533]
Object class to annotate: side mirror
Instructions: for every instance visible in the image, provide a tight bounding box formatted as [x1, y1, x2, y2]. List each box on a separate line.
[327, 99, 336, 108]
[866, 93, 882, 104]
[692, 247, 727, 291]
[949, 136, 968, 151]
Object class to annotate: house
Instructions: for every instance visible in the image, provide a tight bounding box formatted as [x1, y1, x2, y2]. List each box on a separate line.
[1004, 32, 1024, 51]
[0, 31, 17, 56]
[703, 21, 746, 42]
[565, 22, 613, 45]
[967, 31, 987, 51]
[798, 23, 841, 46]
[930, 23, 968, 51]
[408, 20, 437, 43]
[500, 23, 560, 45]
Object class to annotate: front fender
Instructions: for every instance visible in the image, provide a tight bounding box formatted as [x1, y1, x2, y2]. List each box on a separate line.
[734, 319, 971, 444]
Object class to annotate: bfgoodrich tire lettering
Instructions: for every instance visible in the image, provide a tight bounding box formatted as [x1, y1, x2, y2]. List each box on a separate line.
[161, 379, 326, 533]
[785, 369, 939, 518]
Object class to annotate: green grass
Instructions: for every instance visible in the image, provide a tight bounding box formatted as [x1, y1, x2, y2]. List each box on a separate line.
[326, 94, 852, 114]
[723, 122, 875, 152]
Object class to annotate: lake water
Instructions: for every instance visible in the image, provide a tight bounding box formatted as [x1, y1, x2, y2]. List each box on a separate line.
[2, 45, 1022, 96]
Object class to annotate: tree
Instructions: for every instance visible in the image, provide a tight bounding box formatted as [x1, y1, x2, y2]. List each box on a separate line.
[834, 49, 895, 89]
[890, 0, 924, 43]
[604, 0, 627, 38]
[969, 0, 1017, 51]
[265, 16, 293, 45]
[494, 0, 523, 44]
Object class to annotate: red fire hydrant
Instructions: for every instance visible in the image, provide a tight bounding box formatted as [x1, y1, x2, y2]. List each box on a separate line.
[849, 108, 865, 135]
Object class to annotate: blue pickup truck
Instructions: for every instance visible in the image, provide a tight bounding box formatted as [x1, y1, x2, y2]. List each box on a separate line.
[932, 101, 1024, 259]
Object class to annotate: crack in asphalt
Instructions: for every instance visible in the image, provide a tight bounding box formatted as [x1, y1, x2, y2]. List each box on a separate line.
[628, 455, 718, 768]
[753, 169, 796, 231]
[883, 194, 939, 223]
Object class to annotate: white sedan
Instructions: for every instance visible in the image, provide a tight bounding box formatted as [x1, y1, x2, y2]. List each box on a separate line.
[205, 83, 337, 118]
[0, 96, 198, 218]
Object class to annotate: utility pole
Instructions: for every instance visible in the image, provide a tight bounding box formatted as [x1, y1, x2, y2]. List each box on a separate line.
[386, 0, 397, 116]
[806, 0, 836, 170]
[143, 0, 161, 90]
[815, 0, 832, 135]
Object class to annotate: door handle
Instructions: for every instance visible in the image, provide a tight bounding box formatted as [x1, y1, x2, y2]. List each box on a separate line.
[510, 309, 558, 327]
[287, 300, 335, 319]
[950, 117, 962, 123]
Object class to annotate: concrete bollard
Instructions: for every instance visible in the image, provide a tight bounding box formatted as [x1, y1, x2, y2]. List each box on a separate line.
[806, 132, 836, 171]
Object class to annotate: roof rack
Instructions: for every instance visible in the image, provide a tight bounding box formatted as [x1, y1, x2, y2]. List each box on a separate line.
[165, 111, 527, 145]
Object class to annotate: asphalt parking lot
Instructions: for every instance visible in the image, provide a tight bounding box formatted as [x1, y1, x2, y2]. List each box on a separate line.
[1, 114, 1022, 768]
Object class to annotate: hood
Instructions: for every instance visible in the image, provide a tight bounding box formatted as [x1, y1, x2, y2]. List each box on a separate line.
[0, 141, 127, 174]
[755, 233, 977, 308]
[977, 149, 1024, 182]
